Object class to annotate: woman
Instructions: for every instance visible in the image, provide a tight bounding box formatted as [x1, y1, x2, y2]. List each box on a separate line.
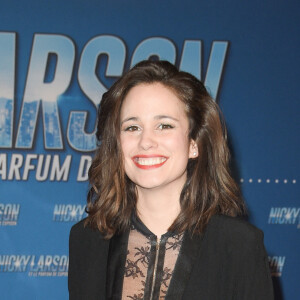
[69, 60, 274, 300]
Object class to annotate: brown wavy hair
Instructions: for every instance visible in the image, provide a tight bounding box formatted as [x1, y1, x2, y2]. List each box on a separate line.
[85, 60, 245, 238]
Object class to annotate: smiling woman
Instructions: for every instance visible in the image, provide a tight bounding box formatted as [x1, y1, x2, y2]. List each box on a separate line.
[68, 60, 274, 300]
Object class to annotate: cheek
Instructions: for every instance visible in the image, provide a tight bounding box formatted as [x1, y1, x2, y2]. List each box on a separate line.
[120, 136, 136, 174]
[165, 133, 190, 155]
[120, 135, 133, 156]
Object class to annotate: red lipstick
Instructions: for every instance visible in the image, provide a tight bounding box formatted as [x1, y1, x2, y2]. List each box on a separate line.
[132, 155, 168, 170]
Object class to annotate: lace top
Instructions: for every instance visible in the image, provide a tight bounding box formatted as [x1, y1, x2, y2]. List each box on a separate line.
[106, 214, 184, 300]
[122, 223, 184, 299]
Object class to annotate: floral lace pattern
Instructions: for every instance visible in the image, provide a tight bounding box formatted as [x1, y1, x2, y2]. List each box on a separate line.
[122, 227, 183, 300]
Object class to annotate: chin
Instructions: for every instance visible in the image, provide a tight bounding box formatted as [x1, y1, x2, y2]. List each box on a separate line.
[134, 179, 166, 190]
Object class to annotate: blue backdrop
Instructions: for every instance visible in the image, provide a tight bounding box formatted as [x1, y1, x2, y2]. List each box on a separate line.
[0, 1, 299, 299]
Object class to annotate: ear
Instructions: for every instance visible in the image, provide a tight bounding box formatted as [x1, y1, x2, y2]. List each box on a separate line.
[189, 139, 198, 158]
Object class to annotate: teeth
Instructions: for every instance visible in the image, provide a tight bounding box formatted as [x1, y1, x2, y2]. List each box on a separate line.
[135, 157, 167, 166]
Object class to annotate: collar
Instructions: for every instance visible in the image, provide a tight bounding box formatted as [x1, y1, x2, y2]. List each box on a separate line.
[131, 210, 179, 239]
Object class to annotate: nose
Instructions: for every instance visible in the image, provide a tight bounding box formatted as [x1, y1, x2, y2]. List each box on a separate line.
[138, 128, 158, 150]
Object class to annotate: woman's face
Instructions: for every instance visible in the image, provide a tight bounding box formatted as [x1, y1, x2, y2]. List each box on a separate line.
[120, 82, 197, 191]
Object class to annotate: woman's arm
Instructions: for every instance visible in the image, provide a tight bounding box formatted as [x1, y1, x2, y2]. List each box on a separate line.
[68, 220, 109, 300]
[234, 228, 274, 300]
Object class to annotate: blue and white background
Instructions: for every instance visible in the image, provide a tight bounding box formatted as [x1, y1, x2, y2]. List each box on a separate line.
[0, 1, 299, 299]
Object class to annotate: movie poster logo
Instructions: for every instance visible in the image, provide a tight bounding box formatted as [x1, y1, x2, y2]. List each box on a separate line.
[268, 256, 285, 277]
[0, 32, 229, 182]
[0, 255, 68, 277]
[0, 203, 20, 226]
[268, 207, 300, 228]
[53, 204, 86, 222]
[0, 153, 92, 182]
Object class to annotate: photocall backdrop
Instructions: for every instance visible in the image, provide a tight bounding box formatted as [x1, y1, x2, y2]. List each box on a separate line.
[0, 1, 299, 299]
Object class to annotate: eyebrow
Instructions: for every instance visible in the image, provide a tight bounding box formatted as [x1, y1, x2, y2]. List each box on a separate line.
[121, 115, 179, 125]
[121, 117, 139, 125]
[154, 115, 179, 122]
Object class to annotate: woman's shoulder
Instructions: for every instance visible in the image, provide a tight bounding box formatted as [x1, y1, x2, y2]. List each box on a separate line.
[206, 214, 264, 247]
[68, 219, 109, 298]
[69, 218, 108, 246]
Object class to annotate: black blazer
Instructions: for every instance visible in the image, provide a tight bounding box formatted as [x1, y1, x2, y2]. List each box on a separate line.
[68, 215, 274, 300]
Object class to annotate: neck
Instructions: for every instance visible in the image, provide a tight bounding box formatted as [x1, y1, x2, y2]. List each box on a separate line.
[136, 184, 182, 238]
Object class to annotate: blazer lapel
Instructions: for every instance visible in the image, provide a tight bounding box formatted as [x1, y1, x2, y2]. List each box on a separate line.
[106, 229, 130, 299]
[165, 231, 203, 299]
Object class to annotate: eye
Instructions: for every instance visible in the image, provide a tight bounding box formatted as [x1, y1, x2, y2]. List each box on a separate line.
[157, 123, 174, 130]
[124, 125, 140, 132]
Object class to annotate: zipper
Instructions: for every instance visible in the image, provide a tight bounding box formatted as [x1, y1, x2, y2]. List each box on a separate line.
[149, 236, 161, 300]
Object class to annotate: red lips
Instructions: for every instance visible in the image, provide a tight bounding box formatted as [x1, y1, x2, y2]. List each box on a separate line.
[132, 155, 168, 170]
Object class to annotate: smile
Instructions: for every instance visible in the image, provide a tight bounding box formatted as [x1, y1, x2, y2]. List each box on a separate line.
[132, 155, 168, 169]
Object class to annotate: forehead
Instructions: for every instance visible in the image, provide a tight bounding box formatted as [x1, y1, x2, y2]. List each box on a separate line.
[120, 83, 186, 119]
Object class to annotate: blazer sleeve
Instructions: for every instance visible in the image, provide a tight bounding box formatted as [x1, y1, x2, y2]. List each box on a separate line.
[68, 220, 109, 300]
[234, 228, 274, 300]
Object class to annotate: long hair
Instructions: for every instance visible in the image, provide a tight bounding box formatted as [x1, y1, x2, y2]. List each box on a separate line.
[85, 60, 245, 238]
